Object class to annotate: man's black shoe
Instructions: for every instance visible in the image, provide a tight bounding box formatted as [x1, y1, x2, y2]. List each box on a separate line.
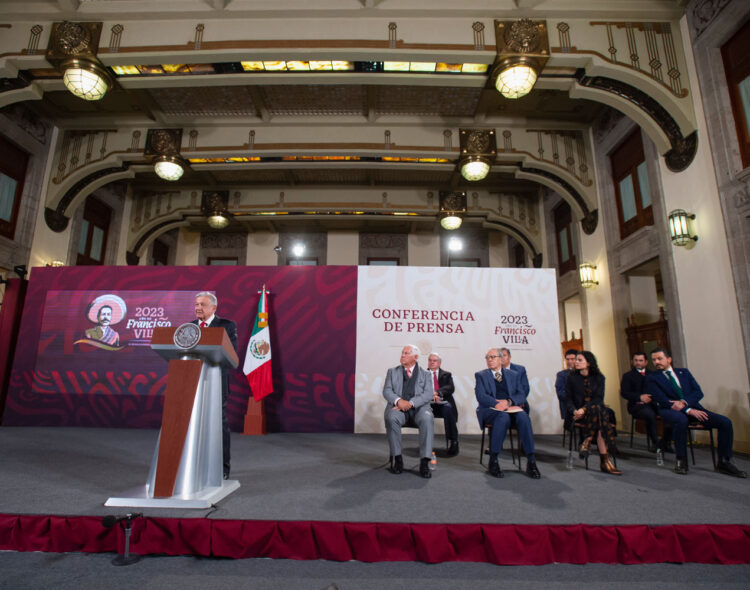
[447, 440, 459, 456]
[717, 459, 748, 478]
[488, 455, 503, 478]
[390, 455, 403, 474]
[674, 458, 688, 475]
[526, 460, 541, 479]
[419, 457, 432, 479]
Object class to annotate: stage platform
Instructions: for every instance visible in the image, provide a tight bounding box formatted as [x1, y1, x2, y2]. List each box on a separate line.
[1, 427, 749, 565]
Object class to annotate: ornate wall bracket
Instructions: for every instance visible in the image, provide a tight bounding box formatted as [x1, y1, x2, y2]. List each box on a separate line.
[574, 71, 698, 172]
[45, 163, 131, 231]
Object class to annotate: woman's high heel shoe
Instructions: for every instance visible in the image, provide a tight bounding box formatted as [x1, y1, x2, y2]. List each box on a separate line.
[579, 438, 591, 460]
[600, 453, 622, 475]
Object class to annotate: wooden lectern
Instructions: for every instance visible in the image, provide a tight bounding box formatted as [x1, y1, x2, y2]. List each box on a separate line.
[106, 324, 240, 508]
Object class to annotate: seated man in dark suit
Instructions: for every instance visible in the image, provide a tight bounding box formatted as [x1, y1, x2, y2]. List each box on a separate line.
[555, 349, 578, 419]
[427, 352, 459, 456]
[499, 347, 529, 401]
[382, 344, 434, 479]
[647, 347, 746, 477]
[475, 348, 540, 479]
[620, 351, 672, 453]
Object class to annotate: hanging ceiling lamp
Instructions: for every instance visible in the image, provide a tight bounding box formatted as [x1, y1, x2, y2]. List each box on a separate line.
[439, 191, 467, 230]
[458, 129, 496, 181]
[46, 22, 112, 101]
[202, 190, 232, 229]
[492, 19, 549, 99]
[145, 129, 188, 182]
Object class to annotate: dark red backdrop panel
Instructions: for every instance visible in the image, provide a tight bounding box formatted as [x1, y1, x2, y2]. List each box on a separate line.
[2, 265, 357, 432]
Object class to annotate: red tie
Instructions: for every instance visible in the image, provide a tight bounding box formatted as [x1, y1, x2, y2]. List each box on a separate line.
[433, 371, 439, 391]
[406, 367, 412, 378]
[200, 321, 206, 328]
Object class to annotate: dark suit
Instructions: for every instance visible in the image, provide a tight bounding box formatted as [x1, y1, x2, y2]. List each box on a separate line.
[646, 368, 735, 461]
[193, 315, 238, 476]
[620, 368, 670, 448]
[555, 369, 572, 419]
[475, 368, 535, 458]
[429, 368, 458, 443]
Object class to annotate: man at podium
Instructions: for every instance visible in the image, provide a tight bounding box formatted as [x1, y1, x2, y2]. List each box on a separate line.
[192, 291, 238, 479]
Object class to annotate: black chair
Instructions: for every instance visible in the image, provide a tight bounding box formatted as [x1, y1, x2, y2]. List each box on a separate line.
[629, 414, 662, 448]
[479, 419, 523, 472]
[687, 421, 717, 469]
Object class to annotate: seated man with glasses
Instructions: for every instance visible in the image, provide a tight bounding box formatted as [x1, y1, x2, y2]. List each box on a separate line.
[475, 347, 541, 479]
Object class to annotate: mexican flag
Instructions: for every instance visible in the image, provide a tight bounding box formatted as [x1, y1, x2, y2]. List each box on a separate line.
[243, 286, 273, 401]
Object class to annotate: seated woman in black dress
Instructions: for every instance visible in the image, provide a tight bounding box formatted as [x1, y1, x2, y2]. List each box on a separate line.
[564, 350, 621, 475]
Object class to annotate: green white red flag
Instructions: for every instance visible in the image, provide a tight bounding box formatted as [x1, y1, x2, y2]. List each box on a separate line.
[243, 286, 273, 400]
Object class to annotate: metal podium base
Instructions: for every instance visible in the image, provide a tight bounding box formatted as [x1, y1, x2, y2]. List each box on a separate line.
[105, 480, 240, 509]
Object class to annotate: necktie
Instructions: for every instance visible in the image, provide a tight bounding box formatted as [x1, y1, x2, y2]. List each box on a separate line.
[494, 371, 502, 382]
[200, 321, 206, 328]
[433, 371, 439, 391]
[406, 367, 412, 379]
[665, 370, 684, 399]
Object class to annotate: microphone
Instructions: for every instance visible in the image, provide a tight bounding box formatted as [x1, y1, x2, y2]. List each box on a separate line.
[102, 513, 142, 527]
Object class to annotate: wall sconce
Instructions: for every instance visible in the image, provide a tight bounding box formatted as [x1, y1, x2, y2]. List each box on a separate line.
[458, 129, 496, 181]
[492, 19, 549, 99]
[46, 260, 65, 267]
[579, 262, 599, 288]
[668, 209, 698, 247]
[291, 243, 306, 257]
[145, 129, 187, 181]
[46, 22, 112, 101]
[201, 190, 231, 229]
[439, 191, 467, 230]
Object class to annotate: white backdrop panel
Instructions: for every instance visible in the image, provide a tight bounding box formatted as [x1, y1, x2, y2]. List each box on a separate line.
[355, 266, 562, 435]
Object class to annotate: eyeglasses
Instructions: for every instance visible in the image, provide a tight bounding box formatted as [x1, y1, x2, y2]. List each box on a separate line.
[485, 355, 499, 360]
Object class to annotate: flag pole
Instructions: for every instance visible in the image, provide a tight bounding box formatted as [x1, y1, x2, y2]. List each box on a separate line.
[243, 285, 270, 435]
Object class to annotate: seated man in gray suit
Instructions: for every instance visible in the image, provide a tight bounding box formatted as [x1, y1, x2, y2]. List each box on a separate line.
[383, 344, 435, 479]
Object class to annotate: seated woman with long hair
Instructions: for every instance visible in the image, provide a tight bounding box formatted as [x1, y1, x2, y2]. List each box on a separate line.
[564, 350, 622, 475]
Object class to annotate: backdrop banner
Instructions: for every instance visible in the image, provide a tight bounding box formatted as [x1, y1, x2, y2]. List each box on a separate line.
[354, 266, 561, 435]
[4, 265, 560, 434]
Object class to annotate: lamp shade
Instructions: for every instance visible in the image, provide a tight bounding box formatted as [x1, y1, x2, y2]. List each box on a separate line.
[154, 156, 185, 181]
[62, 60, 110, 101]
[207, 213, 229, 229]
[579, 262, 598, 288]
[495, 62, 538, 99]
[440, 213, 463, 230]
[668, 209, 697, 246]
[460, 157, 491, 181]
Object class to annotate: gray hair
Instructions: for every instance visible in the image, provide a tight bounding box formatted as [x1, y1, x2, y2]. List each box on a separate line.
[195, 291, 218, 306]
[428, 352, 442, 361]
[405, 344, 420, 357]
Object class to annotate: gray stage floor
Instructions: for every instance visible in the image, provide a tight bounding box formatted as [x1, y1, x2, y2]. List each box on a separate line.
[1, 426, 748, 525]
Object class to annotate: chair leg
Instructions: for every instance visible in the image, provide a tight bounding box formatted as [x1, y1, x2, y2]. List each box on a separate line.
[688, 429, 696, 466]
[629, 417, 635, 448]
[509, 426, 516, 466]
[709, 429, 716, 469]
[480, 426, 486, 466]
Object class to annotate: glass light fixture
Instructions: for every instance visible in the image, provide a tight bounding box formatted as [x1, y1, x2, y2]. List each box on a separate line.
[46, 260, 65, 267]
[460, 156, 491, 181]
[62, 59, 110, 101]
[440, 212, 463, 230]
[448, 237, 463, 252]
[207, 213, 229, 229]
[494, 59, 538, 99]
[579, 263, 598, 289]
[292, 243, 306, 257]
[154, 155, 185, 181]
[668, 209, 698, 246]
